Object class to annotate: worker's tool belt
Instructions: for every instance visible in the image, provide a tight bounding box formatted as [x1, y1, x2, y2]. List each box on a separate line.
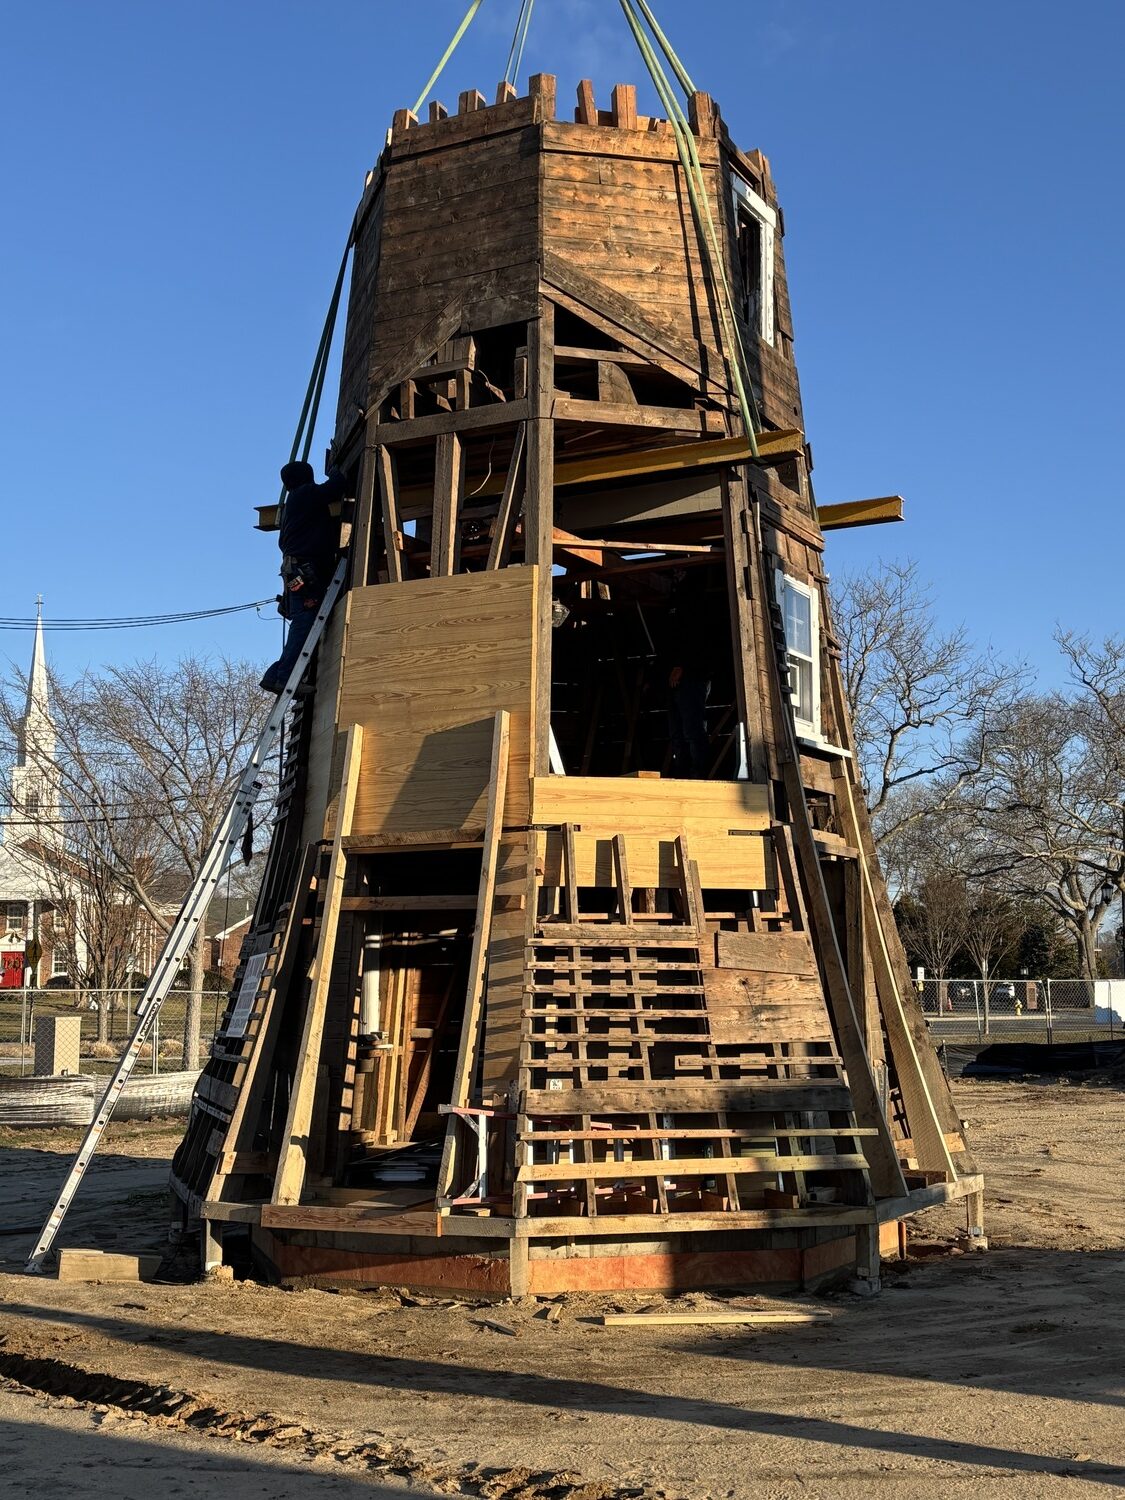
[278, 555, 323, 617]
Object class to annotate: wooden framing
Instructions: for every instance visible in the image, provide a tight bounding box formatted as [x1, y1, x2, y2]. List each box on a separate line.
[272, 725, 363, 1206]
[174, 71, 979, 1297]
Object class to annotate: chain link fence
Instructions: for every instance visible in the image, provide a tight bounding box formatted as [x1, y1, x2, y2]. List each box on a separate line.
[917, 977, 1124, 1041]
[0, 987, 225, 1076]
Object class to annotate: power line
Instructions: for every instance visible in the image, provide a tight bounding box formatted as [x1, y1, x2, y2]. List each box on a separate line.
[0, 600, 275, 632]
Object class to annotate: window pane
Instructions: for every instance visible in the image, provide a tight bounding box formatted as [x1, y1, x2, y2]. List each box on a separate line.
[784, 585, 812, 656]
[792, 657, 813, 722]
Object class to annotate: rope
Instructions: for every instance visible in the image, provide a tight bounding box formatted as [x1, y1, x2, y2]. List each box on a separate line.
[510, 0, 536, 85]
[633, 0, 695, 94]
[617, 0, 760, 452]
[504, 0, 531, 83]
[411, 0, 488, 116]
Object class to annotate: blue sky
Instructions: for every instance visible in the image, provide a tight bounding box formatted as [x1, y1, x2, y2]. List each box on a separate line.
[1, 0, 1121, 687]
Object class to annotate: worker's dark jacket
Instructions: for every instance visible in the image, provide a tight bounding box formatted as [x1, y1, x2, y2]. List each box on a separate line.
[278, 469, 346, 596]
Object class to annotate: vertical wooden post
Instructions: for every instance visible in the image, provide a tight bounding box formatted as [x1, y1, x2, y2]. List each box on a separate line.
[525, 304, 555, 774]
[431, 431, 464, 577]
[438, 711, 511, 1200]
[376, 446, 405, 583]
[272, 725, 364, 1206]
[351, 416, 381, 589]
[853, 1219, 882, 1294]
[486, 424, 527, 570]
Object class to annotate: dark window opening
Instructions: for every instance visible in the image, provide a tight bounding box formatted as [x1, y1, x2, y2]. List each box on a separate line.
[549, 559, 740, 780]
[736, 207, 763, 334]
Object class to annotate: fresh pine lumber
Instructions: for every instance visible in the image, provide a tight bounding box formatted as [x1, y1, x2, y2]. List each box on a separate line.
[599, 1309, 830, 1327]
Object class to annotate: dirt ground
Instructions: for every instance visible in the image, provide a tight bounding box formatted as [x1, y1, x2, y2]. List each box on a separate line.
[1, 1079, 1123, 1499]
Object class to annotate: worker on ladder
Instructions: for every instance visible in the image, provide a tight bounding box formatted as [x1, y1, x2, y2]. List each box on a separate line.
[260, 459, 348, 694]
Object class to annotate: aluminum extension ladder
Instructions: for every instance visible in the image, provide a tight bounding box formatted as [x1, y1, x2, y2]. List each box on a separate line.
[25, 562, 347, 1272]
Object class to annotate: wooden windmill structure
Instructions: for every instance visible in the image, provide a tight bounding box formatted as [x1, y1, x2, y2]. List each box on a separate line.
[171, 69, 983, 1295]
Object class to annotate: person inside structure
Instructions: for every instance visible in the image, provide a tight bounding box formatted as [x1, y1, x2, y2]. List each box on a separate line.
[259, 459, 348, 694]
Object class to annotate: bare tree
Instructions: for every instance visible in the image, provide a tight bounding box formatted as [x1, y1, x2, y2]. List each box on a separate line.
[897, 870, 969, 981]
[833, 559, 1024, 849]
[962, 887, 1016, 1007]
[1, 657, 270, 1067]
[968, 682, 1123, 982]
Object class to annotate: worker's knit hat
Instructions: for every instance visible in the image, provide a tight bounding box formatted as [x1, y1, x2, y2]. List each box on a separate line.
[280, 460, 315, 490]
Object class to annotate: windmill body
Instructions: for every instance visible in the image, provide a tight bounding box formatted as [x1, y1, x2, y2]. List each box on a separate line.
[171, 76, 983, 1294]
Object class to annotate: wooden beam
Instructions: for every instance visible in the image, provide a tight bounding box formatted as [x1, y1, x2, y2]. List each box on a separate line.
[522, 1081, 853, 1115]
[486, 422, 527, 569]
[373, 400, 529, 446]
[256, 429, 804, 533]
[575, 79, 597, 125]
[819, 496, 904, 531]
[376, 446, 405, 583]
[610, 83, 637, 131]
[553, 432, 799, 491]
[431, 431, 464, 576]
[526, 305, 555, 775]
[438, 711, 511, 1198]
[552, 396, 722, 433]
[518, 1152, 867, 1183]
[272, 725, 363, 1206]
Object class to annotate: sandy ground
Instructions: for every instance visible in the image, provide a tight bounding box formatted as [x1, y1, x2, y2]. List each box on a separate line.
[1, 1079, 1123, 1499]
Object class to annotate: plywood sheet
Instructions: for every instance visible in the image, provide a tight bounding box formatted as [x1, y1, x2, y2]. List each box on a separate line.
[530, 776, 769, 831]
[531, 776, 770, 891]
[537, 829, 768, 892]
[338, 568, 537, 835]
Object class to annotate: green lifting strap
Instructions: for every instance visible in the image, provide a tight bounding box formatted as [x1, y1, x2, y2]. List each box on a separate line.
[412, 0, 488, 117]
[277, 235, 352, 524]
[617, 0, 761, 454]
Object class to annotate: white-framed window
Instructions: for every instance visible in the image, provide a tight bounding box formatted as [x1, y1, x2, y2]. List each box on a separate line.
[3, 901, 28, 938]
[775, 570, 821, 741]
[731, 175, 777, 346]
[51, 946, 69, 977]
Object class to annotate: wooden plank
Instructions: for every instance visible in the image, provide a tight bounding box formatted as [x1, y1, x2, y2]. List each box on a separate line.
[339, 894, 476, 912]
[522, 1081, 852, 1115]
[260, 1204, 440, 1235]
[818, 496, 904, 531]
[526, 303, 555, 776]
[373, 400, 529, 446]
[57, 1249, 162, 1282]
[537, 829, 768, 892]
[531, 923, 699, 946]
[714, 929, 818, 975]
[600, 1310, 827, 1327]
[376, 446, 405, 583]
[485, 422, 527, 569]
[832, 762, 960, 1179]
[552, 397, 718, 433]
[551, 434, 792, 492]
[530, 776, 769, 830]
[337, 568, 537, 836]
[702, 969, 833, 1044]
[431, 431, 464, 576]
[438, 710, 511, 1198]
[521, 1126, 878, 1142]
[575, 79, 597, 125]
[518, 1152, 867, 1182]
[344, 829, 484, 851]
[272, 725, 364, 1206]
[610, 83, 638, 131]
[350, 427, 379, 588]
[481, 835, 530, 1100]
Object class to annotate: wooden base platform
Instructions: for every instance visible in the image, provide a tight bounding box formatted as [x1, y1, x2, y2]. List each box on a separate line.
[201, 1175, 984, 1297]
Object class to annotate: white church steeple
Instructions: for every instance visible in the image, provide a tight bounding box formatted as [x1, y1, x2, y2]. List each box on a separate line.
[6, 598, 61, 843]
